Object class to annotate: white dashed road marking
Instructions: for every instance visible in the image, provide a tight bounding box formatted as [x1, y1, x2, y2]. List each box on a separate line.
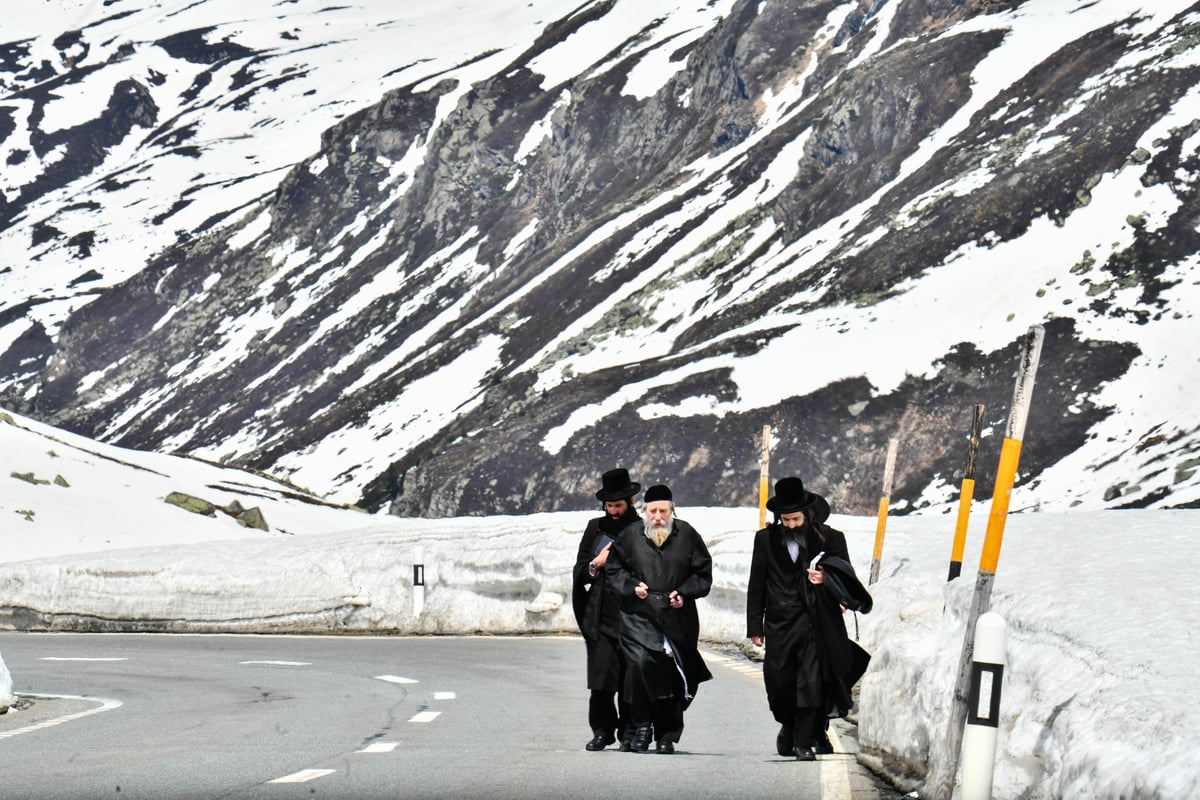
[376, 675, 418, 684]
[22, 656, 453, 791]
[1, 694, 123, 740]
[269, 769, 336, 783]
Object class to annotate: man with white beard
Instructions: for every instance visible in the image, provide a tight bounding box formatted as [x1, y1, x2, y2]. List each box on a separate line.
[605, 484, 712, 754]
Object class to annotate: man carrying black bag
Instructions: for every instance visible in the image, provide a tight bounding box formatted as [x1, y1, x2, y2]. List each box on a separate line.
[746, 477, 871, 761]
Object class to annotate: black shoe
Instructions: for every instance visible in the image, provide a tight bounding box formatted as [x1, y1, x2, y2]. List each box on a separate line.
[655, 740, 675, 754]
[793, 743, 816, 761]
[814, 732, 833, 755]
[776, 725, 794, 757]
[619, 739, 633, 752]
[629, 725, 652, 752]
[585, 731, 616, 751]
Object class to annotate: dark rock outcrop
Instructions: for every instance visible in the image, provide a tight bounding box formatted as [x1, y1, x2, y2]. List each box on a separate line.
[2, 1, 1197, 516]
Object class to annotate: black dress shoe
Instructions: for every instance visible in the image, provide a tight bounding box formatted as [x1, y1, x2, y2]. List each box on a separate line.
[793, 743, 816, 761]
[776, 725, 794, 757]
[619, 739, 633, 752]
[629, 725, 653, 752]
[585, 731, 616, 751]
[814, 732, 834, 755]
[655, 740, 675, 754]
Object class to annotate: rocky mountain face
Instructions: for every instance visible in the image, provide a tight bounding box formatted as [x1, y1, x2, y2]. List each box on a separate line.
[2, 0, 1198, 517]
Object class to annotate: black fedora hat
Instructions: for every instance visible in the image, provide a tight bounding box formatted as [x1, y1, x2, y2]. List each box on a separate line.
[766, 477, 829, 522]
[595, 468, 641, 502]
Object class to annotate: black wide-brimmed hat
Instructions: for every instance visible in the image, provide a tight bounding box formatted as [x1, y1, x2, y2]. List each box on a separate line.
[595, 468, 641, 502]
[766, 477, 829, 522]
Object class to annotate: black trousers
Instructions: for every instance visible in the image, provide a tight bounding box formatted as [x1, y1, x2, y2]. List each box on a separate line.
[625, 648, 684, 743]
[586, 633, 630, 736]
[790, 706, 828, 746]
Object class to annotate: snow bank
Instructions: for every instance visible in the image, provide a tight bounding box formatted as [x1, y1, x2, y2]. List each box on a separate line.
[3, 406, 1197, 798]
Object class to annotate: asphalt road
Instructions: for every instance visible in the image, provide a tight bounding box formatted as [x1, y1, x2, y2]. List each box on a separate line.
[0, 633, 897, 800]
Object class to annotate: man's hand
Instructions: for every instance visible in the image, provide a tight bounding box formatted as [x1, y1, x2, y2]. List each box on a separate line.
[587, 542, 612, 576]
[751, 636, 764, 647]
[634, 581, 649, 600]
[807, 566, 825, 585]
[668, 590, 683, 609]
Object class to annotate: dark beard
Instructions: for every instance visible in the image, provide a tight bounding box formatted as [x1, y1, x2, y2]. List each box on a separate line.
[780, 522, 808, 544]
[600, 506, 638, 534]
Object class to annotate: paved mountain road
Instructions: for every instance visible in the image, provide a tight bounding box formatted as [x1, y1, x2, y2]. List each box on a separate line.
[0, 633, 897, 799]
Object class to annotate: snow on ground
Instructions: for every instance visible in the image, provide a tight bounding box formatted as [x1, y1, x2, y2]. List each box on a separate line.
[1, 408, 1198, 798]
[0, 409, 376, 562]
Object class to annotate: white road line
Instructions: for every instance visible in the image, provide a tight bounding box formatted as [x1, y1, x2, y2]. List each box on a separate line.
[269, 769, 336, 783]
[239, 660, 311, 666]
[708, 649, 857, 796]
[408, 710, 441, 723]
[357, 742, 400, 753]
[376, 675, 418, 684]
[1, 694, 123, 740]
[433, 691, 456, 700]
[821, 728, 854, 798]
[39, 657, 128, 662]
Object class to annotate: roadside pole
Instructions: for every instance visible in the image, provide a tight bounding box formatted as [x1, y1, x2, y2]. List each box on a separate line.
[758, 424, 771, 530]
[413, 546, 426, 618]
[947, 404, 986, 582]
[961, 612, 1008, 800]
[925, 324, 1044, 800]
[868, 437, 899, 586]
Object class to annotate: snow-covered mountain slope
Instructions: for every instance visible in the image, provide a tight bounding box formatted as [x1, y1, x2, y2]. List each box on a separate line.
[0, 409, 372, 561]
[2, 0, 1198, 516]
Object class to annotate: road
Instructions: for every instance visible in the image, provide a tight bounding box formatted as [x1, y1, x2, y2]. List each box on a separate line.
[0, 633, 896, 799]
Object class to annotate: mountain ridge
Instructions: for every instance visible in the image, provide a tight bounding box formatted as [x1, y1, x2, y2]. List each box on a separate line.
[2, 0, 1198, 516]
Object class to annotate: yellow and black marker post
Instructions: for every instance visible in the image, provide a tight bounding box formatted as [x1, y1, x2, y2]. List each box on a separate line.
[948, 404, 986, 582]
[927, 324, 1045, 800]
[757, 424, 771, 530]
[868, 437, 899, 586]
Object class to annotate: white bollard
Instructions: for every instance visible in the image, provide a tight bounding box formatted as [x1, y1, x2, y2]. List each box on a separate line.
[960, 612, 1007, 800]
[412, 546, 425, 618]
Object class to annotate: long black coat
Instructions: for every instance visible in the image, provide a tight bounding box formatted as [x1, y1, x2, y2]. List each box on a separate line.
[573, 511, 638, 689]
[746, 521, 866, 718]
[606, 518, 713, 703]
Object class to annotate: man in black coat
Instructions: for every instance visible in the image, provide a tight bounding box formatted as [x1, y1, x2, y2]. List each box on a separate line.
[573, 468, 641, 751]
[746, 477, 871, 761]
[606, 484, 713, 754]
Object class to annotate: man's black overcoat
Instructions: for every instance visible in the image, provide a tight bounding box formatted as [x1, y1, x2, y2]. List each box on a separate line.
[606, 518, 713, 704]
[746, 521, 868, 718]
[573, 511, 638, 689]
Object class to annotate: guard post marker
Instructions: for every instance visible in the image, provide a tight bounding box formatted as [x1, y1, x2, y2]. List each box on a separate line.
[413, 546, 426, 617]
[757, 424, 771, 530]
[868, 437, 899, 586]
[926, 324, 1044, 800]
[961, 612, 1007, 800]
[948, 404, 986, 582]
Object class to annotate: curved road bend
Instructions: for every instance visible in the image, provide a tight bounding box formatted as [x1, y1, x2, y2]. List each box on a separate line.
[0, 633, 900, 800]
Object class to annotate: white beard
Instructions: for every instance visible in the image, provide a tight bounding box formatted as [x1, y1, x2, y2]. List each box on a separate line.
[645, 513, 673, 545]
